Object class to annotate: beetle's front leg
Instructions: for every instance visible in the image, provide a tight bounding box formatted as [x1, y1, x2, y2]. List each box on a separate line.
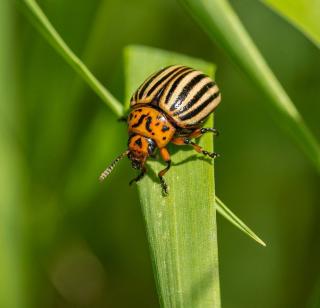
[158, 148, 171, 196]
[129, 166, 146, 186]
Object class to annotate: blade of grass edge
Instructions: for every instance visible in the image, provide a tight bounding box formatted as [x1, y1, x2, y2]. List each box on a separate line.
[18, 0, 123, 116]
[180, 0, 320, 173]
[125, 45, 220, 308]
[261, 0, 320, 48]
[216, 197, 266, 247]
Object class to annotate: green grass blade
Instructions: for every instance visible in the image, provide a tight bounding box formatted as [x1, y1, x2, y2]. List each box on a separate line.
[19, 0, 260, 250]
[215, 197, 266, 247]
[180, 0, 320, 172]
[307, 277, 320, 308]
[125, 45, 220, 308]
[19, 0, 123, 116]
[261, 0, 320, 48]
[0, 1, 27, 307]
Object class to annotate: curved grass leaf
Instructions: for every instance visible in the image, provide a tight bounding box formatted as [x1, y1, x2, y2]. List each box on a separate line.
[125, 45, 220, 308]
[180, 0, 320, 173]
[18, 0, 123, 116]
[261, 0, 320, 48]
[216, 197, 266, 247]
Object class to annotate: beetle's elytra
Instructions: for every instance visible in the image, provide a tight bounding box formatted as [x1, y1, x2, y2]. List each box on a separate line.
[99, 65, 221, 195]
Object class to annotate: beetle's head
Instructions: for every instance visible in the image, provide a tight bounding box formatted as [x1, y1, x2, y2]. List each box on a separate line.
[98, 134, 156, 182]
[128, 134, 156, 170]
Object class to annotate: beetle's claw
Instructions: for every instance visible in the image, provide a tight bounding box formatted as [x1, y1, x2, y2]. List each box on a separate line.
[209, 152, 219, 159]
[202, 150, 219, 159]
[200, 127, 220, 136]
[159, 177, 169, 196]
[162, 185, 168, 196]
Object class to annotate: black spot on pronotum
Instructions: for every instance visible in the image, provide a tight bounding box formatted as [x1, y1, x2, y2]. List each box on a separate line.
[162, 137, 167, 141]
[161, 125, 170, 132]
[135, 138, 142, 148]
[155, 122, 160, 126]
[137, 108, 142, 112]
[152, 132, 155, 135]
[146, 116, 153, 132]
[132, 114, 147, 128]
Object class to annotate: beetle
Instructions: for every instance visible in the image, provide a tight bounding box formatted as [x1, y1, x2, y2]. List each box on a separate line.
[99, 65, 221, 195]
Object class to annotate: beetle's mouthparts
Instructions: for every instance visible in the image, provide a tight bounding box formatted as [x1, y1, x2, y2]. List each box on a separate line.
[131, 160, 141, 170]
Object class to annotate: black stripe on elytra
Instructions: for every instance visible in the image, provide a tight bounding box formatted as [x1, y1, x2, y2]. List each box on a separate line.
[137, 67, 168, 100]
[164, 69, 194, 104]
[146, 66, 188, 98]
[169, 73, 206, 111]
[145, 116, 153, 132]
[132, 114, 147, 128]
[134, 89, 138, 102]
[174, 81, 215, 116]
[179, 91, 220, 121]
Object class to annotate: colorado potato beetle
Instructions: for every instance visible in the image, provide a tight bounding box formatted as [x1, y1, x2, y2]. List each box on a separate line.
[99, 65, 221, 195]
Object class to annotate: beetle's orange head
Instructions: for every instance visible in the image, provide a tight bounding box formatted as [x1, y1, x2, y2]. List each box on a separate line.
[128, 134, 156, 170]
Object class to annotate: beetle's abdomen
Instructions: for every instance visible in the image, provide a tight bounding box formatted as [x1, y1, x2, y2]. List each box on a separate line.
[128, 106, 176, 148]
[130, 65, 221, 128]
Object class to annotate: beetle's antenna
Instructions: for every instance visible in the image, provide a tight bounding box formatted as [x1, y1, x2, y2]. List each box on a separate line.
[99, 150, 129, 182]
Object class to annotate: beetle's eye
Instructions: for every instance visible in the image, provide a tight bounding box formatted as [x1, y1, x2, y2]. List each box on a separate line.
[147, 138, 156, 155]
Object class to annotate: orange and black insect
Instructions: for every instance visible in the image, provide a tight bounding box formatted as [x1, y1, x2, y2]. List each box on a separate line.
[99, 65, 221, 194]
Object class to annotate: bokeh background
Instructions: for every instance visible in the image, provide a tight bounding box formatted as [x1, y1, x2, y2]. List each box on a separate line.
[1, 0, 320, 307]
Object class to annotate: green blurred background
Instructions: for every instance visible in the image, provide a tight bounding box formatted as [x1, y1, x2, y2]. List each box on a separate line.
[1, 0, 320, 307]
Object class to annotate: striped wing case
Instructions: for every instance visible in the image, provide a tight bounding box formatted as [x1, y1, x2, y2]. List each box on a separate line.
[130, 65, 221, 128]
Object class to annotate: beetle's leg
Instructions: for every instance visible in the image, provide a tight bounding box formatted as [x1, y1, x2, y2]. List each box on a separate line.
[171, 137, 219, 159]
[188, 127, 219, 139]
[158, 148, 171, 195]
[129, 166, 146, 185]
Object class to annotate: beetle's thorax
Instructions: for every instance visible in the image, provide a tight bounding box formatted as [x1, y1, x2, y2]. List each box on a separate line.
[128, 106, 176, 148]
